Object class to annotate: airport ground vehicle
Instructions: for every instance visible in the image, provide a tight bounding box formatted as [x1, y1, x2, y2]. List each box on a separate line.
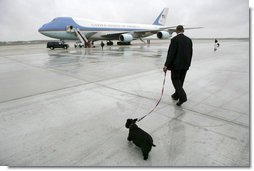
[74, 42, 84, 48]
[47, 42, 69, 50]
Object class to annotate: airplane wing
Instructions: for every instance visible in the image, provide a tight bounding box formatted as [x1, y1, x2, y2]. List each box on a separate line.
[168, 26, 203, 32]
[101, 32, 124, 39]
[101, 26, 202, 39]
[101, 27, 176, 39]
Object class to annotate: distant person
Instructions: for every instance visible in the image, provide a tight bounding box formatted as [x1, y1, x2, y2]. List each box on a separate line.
[214, 39, 220, 51]
[100, 41, 105, 50]
[163, 25, 193, 106]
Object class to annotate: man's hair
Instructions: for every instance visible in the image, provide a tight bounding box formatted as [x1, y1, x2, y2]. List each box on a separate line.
[176, 25, 184, 32]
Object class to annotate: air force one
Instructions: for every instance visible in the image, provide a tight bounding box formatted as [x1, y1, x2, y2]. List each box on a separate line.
[38, 8, 199, 47]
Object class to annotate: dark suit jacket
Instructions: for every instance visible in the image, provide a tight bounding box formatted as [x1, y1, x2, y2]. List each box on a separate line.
[165, 33, 193, 70]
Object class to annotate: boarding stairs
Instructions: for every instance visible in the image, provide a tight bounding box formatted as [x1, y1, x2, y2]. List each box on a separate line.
[73, 28, 90, 47]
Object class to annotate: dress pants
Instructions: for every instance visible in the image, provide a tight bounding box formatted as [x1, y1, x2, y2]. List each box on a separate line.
[171, 69, 188, 101]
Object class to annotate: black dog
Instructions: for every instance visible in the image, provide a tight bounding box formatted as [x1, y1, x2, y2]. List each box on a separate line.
[125, 118, 156, 160]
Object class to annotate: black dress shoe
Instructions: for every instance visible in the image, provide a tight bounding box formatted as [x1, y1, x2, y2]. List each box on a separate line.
[171, 93, 179, 100]
[176, 99, 187, 106]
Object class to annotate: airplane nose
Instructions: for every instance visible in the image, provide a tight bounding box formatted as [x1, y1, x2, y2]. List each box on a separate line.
[38, 27, 42, 32]
[38, 24, 47, 32]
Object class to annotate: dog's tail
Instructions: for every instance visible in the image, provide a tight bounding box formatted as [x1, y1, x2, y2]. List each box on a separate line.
[152, 144, 156, 147]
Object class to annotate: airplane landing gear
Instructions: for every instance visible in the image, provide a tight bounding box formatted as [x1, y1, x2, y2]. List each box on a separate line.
[107, 41, 113, 46]
[117, 42, 131, 45]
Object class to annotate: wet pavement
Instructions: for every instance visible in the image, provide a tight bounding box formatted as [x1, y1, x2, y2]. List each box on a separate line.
[0, 39, 249, 166]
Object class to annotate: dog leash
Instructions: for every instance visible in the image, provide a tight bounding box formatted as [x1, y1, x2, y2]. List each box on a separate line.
[137, 71, 167, 122]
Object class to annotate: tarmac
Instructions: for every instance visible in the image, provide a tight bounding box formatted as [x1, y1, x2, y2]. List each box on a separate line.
[0, 39, 249, 166]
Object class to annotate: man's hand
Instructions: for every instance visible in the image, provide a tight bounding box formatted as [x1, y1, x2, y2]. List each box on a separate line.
[163, 66, 167, 73]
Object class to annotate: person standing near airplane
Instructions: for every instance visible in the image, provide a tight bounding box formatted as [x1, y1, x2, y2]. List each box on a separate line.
[100, 41, 105, 50]
[163, 25, 193, 106]
[214, 39, 220, 51]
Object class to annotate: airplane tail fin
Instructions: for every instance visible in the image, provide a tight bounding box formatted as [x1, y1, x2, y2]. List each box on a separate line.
[153, 8, 168, 26]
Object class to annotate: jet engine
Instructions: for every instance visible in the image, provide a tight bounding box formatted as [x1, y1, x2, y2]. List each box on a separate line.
[157, 31, 170, 39]
[119, 34, 133, 42]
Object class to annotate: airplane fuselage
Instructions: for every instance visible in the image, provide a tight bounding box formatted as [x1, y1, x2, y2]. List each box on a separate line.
[39, 17, 164, 41]
[38, 8, 181, 44]
[38, 9, 201, 47]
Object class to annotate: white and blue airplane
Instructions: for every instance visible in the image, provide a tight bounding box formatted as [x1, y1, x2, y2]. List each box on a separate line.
[38, 8, 197, 46]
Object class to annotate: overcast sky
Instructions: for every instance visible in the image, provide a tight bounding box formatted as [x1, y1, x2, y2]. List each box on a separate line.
[0, 0, 250, 41]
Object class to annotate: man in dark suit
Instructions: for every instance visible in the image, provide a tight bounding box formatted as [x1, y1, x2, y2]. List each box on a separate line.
[163, 25, 193, 106]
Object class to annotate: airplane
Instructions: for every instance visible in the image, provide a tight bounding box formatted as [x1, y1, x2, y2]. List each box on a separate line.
[38, 8, 199, 47]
